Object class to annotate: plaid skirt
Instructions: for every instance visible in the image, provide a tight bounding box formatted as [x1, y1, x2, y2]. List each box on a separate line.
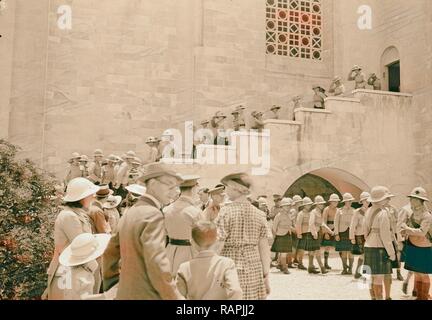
[321, 234, 336, 247]
[271, 234, 293, 253]
[351, 235, 365, 256]
[403, 240, 432, 274]
[297, 232, 321, 252]
[335, 229, 352, 252]
[364, 247, 392, 275]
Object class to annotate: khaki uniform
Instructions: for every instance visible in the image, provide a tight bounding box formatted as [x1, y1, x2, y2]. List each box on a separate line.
[65, 164, 82, 185]
[88, 161, 103, 184]
[176, 250, 243, 300]
[101, 164, 117, 185]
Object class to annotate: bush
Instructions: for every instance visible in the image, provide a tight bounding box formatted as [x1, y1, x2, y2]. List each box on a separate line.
[0, 140, 60, 299]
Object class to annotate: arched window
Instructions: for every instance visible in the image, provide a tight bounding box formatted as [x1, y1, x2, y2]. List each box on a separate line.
[266, 0, 322, 60]
[380, 46, 400, 92]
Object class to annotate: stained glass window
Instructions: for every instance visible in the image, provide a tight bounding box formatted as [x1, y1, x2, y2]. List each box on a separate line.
[266, 0, 322, 60]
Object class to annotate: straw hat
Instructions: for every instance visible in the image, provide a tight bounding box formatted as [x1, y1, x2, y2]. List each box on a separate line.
[280, 197, 293, 207]
[138, 162, 183, 183]
[328, 194, 341, 202]
[359, 191, 371, 202]
[292, 195, 303, 204]
[341, 193, 355, 203]
[59, 233, 111, 267]
[367, 186, 394, 203]
[63, 178, 100, 202]
[314, 195, 326, 205]
[103, 195, 122, 209]
[125, 184, 146, 196]
[407, 187, 429, 202]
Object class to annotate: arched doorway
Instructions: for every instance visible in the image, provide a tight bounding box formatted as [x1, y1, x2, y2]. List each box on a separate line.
[380, 46, 400, 92]
[284, 167, 369, 208]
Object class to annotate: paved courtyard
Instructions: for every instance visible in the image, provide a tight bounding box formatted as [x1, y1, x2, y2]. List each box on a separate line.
[268, 256, 415, 300]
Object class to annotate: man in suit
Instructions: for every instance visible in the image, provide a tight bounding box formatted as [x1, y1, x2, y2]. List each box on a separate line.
[103, 163, 184, 299]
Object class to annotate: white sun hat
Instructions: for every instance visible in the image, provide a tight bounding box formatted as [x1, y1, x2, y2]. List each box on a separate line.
[125, 184, 146, 196]
[59, 233, 111, 267]
[63, 178, 100, 202]
[102, 195, 122, 209]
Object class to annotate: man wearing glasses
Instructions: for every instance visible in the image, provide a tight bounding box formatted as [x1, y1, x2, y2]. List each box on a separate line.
[103, 162, 184, 300]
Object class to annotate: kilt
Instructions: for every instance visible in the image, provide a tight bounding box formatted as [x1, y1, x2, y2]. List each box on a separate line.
[403, 240, 432, 274]
[271, 234, 293, 253]
[364, 247, 392, 275]
[335, 229, 352, 252]
[351, 235, 365, 255]
[321, 234, 336, 247]
[298, 232, 320, 252]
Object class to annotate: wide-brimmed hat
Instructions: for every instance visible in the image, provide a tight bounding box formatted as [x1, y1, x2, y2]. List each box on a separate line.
[131, 157, 142, 166]
[273, 194, 283, 201]
[280, 197, 293, 207]
[96, 184, 114, 197]
[312, 85, 324, 91]
[125, 151, 136, 159]
[93, 149, 104, 157]
[221, 172, 252, 190]
[270, 105, 281, 111]
[198, 187, 209, 195]
[299, 197, 314, 207]
[351, 65, 362, 71]
[341, 193, 355, 203]
[407, 187, 429, 202]
[208, 184, 225, 195]
[70, 152, 81, 160]
[314, 195, 326, 205]
[79, 155, 89, 162]
[292, 195, 303, 204]
[359, 191, 371, 202]
[200, 120, 210, 125]
[63, 178, 100, 202]
[179, 174, 200, 188]
[103, 195, 122, 209]
[125, 184, 146, 196]
[328, 194, 341, 202]
[106, 154, 118, 162]
[145, 136, 160, 144]
[251, 111, 263, 118]
[367, 186, 394, 203]
[59, 233, 111, 267]
[138, 162, 183, 183]
[213, 111, 227, 119]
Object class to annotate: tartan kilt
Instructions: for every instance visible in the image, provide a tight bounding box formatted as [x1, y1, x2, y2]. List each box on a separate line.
[364, 247, 392, 275]
[298, 232, 320, 251]
[403, 240, 432, 274]
[271, 234, 293, 253]
[351, 235, 365, 255]
[321, 233, 336, 247]
[335, 229, 352, 252]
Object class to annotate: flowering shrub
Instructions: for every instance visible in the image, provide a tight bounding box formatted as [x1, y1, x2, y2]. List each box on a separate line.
[0, 140, 60, 299]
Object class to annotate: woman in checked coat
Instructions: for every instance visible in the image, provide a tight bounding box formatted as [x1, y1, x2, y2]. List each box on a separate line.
[217, 173, 271, 300]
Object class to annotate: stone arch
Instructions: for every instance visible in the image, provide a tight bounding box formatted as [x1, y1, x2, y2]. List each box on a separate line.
[283, 167, 370, 203]
[380, 46, 400, 91]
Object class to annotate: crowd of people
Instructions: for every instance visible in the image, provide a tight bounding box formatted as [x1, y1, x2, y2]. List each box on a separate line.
[46, 159, 432, 300]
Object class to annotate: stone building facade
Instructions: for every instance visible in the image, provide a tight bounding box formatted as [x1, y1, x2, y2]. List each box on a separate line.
[0, 0, 431, 206]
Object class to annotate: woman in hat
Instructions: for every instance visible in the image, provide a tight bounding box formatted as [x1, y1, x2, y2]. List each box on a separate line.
[65, 152, 82, 185]
[398, 187, 432, 300]
[103, 195, 122, 233]
[334, 193, 355, 274]
[312, 86, 327, 109]
[57, 233, 111, 300]
[321, 193, 340, 270]
[45, 178, 100, 300]
[121, 184, 146, 216]
[295, 197, 315, 272]
[364, 186, 396, 300]
[271, 197, 294, 274]
[347, 65, 367, 89]
[217, 173, 271, 300]
[251, 111, 265, 132]
[328, 76, 345, 96]
[349, 191, 370, 279]
[164, 175, 202, 275]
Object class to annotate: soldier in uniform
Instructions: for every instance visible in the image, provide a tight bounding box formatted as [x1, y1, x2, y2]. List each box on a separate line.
[101, 154, 118, 189]
[347, 65, 367, 89]
[250, 111, 265, 132]
[322, 193, 340, 270]
[269, 194, 283, 220]
[334, 193, 355, 274]
[328, 76, 345, 96]
[88, 149, 104, 185]
[292, 95, 302, 121]
[164, 175, 202, 275]
[145, 136, 161, 163]
[296, 197, 315, 272]
[290, 195, 304, 267]
[211, 111, 229, 145]
[114, 150, 135, 198]
[368, 73, 382, 90]
[65, 152, 82, 185]
[312, 85, 327, 109]
[198, 187, 210, 210]
[231, 105, 246, 131]
[79, 155, 90, 179]
[159, 129, 179, 158]
[126, 157, 142, 186]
